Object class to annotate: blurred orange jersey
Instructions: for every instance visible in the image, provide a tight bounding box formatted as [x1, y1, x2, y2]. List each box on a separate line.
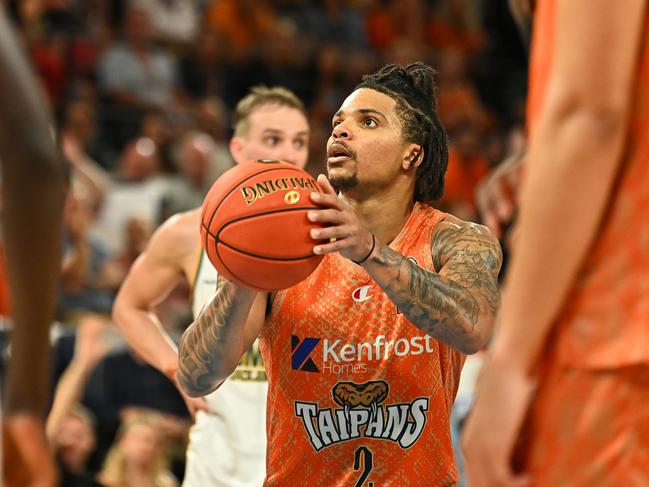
[528, 0, 649, 369]
[260, 203, 465, 486]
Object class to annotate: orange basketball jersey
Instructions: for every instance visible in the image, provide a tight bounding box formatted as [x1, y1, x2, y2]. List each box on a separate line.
[528, 0, 649, 369]
[260, 203, 465, 486]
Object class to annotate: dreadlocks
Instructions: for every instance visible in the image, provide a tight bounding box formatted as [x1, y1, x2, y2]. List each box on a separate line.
[356, 62, 448, 203]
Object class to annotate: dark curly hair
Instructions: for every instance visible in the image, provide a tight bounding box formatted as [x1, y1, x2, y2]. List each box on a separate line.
[355, 62, 448, 202]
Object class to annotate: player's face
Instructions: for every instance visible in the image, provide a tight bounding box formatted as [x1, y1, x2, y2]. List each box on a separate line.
[236, 104, 310, 169]
[327, 88, 410, 194]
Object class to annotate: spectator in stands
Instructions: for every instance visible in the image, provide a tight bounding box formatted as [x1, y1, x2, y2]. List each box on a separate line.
[47, 316, 112, 486]
[131, 0, 199, 46]
[117, 137, 162, 183]
[205, 0, 276, 58]
[97, 5, 179, 111]
[179, 29, 226, 101]
[51, 405, 102, 487]
[161, 132, 221, 217]
[439, 119, 491, 222]
[59, 188, 116, 318]
[426, 0, 484, 54]
[82, 345, 190, 474]
[97, 413, 179, 487]
[299, 0, 368, 50]
[61, 99, 110, 216]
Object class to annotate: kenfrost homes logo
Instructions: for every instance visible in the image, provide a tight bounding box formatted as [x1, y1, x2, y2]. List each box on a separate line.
[291, 335, 320, 372]
[291, 334, 438, 375]
[295, 380, 429, 451]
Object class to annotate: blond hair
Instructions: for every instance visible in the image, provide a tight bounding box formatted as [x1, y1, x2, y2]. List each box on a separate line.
[98, 413, 177, 487]
[232, 86, 306, 137]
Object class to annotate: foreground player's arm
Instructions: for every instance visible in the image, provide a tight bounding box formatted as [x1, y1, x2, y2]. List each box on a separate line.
[0, 8, 65, 486]
[0, 6, 66, 417]
[310, 177, 501, 354]
[177, 280, 267, 397]
[491, 0, 645, 372]
[113, 213, 208, 414]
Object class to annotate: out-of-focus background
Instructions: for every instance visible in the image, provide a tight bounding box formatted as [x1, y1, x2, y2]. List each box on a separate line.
[0, 0, 527, 484]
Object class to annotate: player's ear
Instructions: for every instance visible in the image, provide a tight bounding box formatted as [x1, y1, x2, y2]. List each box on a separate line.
[229, 137, 244, 164]
[402, 144, 423, 171]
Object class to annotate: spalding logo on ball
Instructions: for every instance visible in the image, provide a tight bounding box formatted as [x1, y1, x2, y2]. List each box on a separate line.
[200, 160, 325, 291]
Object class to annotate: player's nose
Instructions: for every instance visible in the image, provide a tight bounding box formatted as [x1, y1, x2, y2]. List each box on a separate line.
[331, 120, 351, 140]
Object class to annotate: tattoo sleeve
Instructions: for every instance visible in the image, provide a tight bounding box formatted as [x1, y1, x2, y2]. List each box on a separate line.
[177, 278, 257, 397]
[365, 221, 502, 354]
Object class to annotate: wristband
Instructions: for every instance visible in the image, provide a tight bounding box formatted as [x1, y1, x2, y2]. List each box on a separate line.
[352, 234, 376, 265]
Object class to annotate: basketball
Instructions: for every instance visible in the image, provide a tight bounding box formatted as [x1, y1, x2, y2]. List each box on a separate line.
[200, 160, 325, 291]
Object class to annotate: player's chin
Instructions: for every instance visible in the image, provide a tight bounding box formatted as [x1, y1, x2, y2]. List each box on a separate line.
[327, 167, 358, 192]
[328, 175, 359, 193]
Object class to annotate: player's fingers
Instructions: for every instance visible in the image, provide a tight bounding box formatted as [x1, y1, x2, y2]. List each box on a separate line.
[310, 225, 352, 241]
[316, 173, 336, 195]
[307, 208, 345, 225]
[313, 239, 346, 255]
[310, 191, 344, 210]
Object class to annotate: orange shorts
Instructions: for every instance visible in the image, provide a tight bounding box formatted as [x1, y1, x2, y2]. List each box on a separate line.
[515, 362, 649, 486]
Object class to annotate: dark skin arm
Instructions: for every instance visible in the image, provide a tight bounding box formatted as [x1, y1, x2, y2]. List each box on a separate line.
[0, 7, 66, 487]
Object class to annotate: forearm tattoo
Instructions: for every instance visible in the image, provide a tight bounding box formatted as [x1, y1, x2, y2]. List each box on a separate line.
[371, 222, 502, 352]
[178, 278, 239, 396]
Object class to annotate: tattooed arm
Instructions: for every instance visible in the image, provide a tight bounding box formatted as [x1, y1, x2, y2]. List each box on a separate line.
[309, 176, 502, 354]
[365, 216, 501, 353]
[177, 279, 267, 397]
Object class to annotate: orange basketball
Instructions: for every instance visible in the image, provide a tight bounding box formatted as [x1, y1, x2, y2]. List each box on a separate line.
[200, 160, 325, 291]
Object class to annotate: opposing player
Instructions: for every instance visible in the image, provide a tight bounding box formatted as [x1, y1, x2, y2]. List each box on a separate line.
[112, 86, 309, 486]
[0, 7, 66, 487]
[178, 63, 502, 485]
[463, 1, 649, 485]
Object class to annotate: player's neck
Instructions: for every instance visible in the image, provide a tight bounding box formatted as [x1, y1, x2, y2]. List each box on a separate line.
[341, 189, 415, 245]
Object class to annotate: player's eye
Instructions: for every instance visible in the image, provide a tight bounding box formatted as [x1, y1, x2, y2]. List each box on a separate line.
[332, 119, 342, 129]
[362, 117, 378, 128]
[264, 136, 280, 146]
[293, 138, 306, 149]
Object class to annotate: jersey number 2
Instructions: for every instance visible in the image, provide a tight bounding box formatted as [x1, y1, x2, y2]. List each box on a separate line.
[353, 446, 374, 487]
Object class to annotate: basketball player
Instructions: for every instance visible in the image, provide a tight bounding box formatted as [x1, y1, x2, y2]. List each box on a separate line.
[178, 63, 502, 485]
[112, 86, 309, 486]
[0, 7, 66, 487]
[463, 1, 649, 485]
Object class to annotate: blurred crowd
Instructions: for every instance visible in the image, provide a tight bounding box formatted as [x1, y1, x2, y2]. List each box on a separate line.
[0, 0, 527, 484]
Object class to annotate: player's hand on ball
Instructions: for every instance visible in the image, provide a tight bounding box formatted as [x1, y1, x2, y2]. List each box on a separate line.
[308, 174, 375, 264]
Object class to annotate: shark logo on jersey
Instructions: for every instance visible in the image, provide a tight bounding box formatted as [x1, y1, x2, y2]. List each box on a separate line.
[294, 380, 429, 451]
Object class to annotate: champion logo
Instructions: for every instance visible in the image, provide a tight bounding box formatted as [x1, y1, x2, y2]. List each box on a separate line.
[352, 285, 373, 303]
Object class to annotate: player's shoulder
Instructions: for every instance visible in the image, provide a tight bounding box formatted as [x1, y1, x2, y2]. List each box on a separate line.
[431, 215, 501, 270]
[433, 214, 494, 242]
[147, 208, 201, 261]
